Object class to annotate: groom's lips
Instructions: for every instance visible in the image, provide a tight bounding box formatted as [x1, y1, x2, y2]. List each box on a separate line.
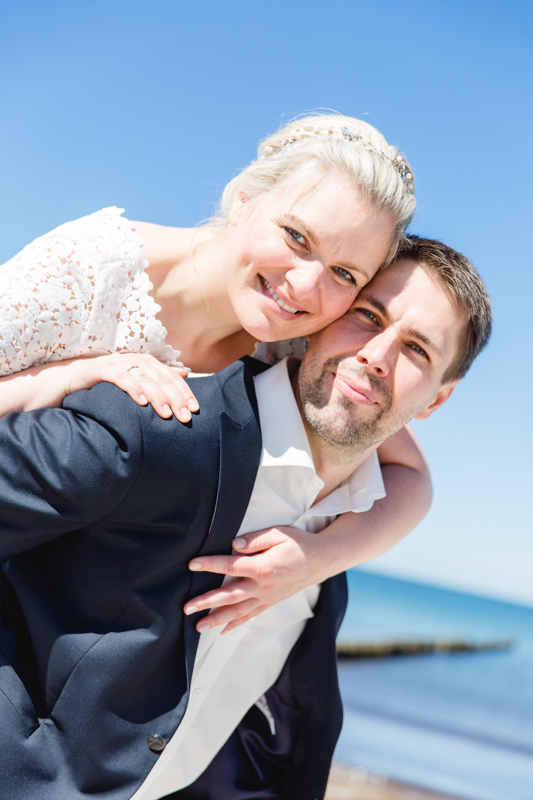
[333, 371, 378, 405]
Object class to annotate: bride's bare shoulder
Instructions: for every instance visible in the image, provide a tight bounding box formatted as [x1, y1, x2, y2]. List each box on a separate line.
[130, 220, 194, 269]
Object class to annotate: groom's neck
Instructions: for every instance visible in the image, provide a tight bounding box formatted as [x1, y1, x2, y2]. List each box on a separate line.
[288, 359, 376, 503]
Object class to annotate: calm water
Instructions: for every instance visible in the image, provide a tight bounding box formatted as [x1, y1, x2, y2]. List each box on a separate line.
[335, 570, 533, 800]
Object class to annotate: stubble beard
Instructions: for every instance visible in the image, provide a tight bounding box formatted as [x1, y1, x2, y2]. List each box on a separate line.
[298, 355, 403, 461]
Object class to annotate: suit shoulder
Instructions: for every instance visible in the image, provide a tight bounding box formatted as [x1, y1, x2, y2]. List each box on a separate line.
[63, 382, 143, 443]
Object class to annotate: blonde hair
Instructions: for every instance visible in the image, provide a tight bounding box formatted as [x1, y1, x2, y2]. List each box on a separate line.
[217, 112, 416, 266]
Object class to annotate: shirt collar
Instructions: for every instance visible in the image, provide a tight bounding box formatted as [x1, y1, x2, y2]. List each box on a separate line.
[312, 450, 385, 516]
[254, 358, 315, 472]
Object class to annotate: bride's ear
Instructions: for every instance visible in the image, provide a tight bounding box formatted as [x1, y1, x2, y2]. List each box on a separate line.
[228, 190, 251, 226]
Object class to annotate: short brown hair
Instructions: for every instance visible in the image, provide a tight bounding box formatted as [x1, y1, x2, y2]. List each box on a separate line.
[395, 236, 492, 382]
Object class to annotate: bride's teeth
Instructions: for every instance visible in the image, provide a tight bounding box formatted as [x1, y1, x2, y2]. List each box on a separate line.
[262, 278, 299, 314]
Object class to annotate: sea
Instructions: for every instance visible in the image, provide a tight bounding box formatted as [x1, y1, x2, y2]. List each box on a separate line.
[335, 570, 533, 800]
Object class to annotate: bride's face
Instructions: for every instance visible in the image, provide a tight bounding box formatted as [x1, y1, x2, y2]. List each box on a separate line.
[222, 174, 397, 343]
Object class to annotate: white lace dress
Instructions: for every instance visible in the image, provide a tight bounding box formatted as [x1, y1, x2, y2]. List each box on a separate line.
[0, 207, 306, 377]
[0, 207, 182, 377]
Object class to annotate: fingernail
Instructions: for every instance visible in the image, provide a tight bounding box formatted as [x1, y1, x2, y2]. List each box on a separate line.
[188, 399, 199, 412]
[198, 622, 210, 633]
[179, 406, 191, 422]
[233, 537, 246, 549]
[185, 605, 198, 615]
[190, 560, 203, 571]
[162, 404, 172, 418]
[139, 394, 148, 405]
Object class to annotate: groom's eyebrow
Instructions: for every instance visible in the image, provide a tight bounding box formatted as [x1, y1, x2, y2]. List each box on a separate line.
[361, 294, 444, 358]
[359, 294, 389, 319]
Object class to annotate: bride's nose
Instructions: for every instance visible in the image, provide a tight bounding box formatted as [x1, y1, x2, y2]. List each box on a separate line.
[285, 261, 325, 312]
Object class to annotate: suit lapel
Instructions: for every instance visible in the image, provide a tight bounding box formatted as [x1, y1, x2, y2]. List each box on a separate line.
[183, 358, 264, 688]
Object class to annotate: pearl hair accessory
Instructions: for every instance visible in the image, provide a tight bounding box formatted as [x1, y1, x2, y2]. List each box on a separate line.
[262, 125, 414, 195]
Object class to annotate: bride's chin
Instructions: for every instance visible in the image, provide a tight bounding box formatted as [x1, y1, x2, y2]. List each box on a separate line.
[240, 314, 295, 342]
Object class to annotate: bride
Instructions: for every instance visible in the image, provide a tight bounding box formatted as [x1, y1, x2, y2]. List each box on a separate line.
[0, 112, 428, 630]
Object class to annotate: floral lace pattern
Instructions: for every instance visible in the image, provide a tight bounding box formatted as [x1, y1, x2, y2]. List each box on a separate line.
[0, 207, 182, 377]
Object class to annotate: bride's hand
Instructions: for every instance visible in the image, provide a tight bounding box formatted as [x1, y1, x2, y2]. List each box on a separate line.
[67, 353, 199, 422]
[184, 527, 327, 633]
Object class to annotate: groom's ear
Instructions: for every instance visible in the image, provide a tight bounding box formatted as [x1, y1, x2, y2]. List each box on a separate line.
[415, 380, 460, 421]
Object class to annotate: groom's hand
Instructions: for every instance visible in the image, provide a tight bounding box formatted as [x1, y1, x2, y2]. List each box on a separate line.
[183, 527, 327, 633]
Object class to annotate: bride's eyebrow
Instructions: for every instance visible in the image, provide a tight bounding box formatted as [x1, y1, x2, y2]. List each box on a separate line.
[283, 213, 371, 282]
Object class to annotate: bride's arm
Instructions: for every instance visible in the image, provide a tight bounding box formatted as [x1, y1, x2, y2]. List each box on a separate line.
[184, 424, 431, 632]
[0, 213, 199, 420]
[0, 355, 199, 420]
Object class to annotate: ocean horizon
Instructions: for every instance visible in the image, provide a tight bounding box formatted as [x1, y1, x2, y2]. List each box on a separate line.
[335, 570, 533, 800]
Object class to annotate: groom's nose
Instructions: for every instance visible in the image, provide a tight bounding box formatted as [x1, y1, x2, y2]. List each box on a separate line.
[356, 329, 398, 376]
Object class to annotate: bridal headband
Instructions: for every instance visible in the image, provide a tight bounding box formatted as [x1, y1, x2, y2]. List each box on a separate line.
[262, 126, 414, 196]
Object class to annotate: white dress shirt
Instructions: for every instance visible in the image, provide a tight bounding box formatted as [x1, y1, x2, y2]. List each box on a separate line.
[131, 359, 385, 799]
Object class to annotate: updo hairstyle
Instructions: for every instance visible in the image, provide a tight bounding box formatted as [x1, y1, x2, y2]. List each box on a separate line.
[218, 113, 416, 267]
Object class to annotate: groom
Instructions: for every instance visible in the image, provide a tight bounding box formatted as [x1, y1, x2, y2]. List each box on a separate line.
[0, 237, 491, 800]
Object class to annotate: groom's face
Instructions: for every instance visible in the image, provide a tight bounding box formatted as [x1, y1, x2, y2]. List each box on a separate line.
[298, 258, 462, 453]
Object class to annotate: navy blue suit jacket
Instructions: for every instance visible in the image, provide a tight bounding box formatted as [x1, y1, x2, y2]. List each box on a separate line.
[0, 358, 347, 800]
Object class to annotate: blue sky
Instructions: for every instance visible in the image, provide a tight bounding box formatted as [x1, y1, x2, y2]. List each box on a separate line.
[1, 1, 532, 604]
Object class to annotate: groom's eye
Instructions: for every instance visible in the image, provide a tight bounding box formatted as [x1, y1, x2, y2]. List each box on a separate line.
[360, 308, 379, 323]
[411, 343, 429, 360]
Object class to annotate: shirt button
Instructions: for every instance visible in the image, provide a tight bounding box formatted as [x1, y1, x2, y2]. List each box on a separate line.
[228, 630, 237, 638]
[193, 688, 203, 698]
[147, 735, 166, 753]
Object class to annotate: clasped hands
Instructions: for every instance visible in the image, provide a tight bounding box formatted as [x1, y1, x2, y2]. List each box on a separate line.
[184, 527, 327, 633]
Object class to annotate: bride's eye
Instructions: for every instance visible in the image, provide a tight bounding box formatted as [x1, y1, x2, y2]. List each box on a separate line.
[284, 227, 306, 246]
[333, 266, 357, 285]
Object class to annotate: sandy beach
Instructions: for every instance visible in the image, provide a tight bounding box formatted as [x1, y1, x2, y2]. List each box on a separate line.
[325, 763, 463, 800]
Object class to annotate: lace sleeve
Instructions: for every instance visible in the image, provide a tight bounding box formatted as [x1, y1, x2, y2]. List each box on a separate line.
[0, 207, 181, 377]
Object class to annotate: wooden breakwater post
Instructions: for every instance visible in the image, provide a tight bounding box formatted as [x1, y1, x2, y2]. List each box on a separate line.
[336, 639, 512, 659]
